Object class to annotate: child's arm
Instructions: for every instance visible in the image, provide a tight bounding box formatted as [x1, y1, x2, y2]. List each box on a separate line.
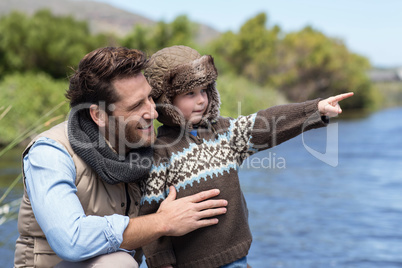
[230, 92, 354, 162]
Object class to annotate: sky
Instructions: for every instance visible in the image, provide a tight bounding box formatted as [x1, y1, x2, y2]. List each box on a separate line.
[96, 0, 402, 68]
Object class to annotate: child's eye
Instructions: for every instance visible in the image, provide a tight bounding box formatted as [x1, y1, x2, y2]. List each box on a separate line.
[186, 91, 194, 96]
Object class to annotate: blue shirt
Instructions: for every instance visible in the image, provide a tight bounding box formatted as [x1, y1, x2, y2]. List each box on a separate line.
[23, 137, 131, 261]
[190, 129, 198, 137]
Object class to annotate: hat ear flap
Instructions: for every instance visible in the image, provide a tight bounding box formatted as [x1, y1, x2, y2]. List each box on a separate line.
[206, 83, 221, 120]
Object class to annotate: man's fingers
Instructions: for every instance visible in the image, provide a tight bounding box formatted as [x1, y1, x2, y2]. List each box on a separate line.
[196, 218, 220, 229]
[197, 207, 227, 219]
[165, 186, 177, 201]
[195, 199, 228, 211]
[186, 189, 222, 203]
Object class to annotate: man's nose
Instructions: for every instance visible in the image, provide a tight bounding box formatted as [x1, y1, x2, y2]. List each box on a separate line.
[144, 98, 158, 120]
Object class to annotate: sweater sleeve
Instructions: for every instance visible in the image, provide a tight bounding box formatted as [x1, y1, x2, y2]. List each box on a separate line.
[139, 148, 176, 268]
[231, 99, 327, 164]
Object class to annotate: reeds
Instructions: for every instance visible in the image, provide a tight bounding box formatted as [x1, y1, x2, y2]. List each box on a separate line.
[0, 101, 68, 225]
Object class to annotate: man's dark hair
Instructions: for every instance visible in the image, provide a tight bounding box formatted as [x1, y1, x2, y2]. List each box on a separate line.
[66, 47, 147, 114]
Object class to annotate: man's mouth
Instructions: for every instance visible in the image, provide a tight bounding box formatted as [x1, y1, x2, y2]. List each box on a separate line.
[138, 123, 153, 130]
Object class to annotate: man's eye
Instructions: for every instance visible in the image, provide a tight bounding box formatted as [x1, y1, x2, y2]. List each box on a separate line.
[130, 102, 142, 111]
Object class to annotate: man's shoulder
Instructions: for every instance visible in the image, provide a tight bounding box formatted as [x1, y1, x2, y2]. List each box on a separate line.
[40, 121, 68, 140]
[25, 121, 71, 156]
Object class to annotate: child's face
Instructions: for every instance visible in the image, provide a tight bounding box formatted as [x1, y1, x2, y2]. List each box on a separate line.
[172, 85, 209, 125]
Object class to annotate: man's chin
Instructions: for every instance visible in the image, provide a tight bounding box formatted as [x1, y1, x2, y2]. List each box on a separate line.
[142, 137, 156, 147]
[129, 135, 156, 148]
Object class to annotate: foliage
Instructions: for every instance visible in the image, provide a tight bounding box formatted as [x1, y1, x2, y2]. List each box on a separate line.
[0, 72, 69, 145]
[0, 10, 114, 79]
[274, 26, 376, 109]
[121, 15, 199, 55]
[211, 13, 377, 110]
[210, 13, 281, 83]
[0, 8, 387, 146]
[217, 73, 286, 118]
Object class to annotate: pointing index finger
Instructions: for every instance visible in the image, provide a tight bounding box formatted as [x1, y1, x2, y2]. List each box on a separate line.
[332, 92, 354, 103]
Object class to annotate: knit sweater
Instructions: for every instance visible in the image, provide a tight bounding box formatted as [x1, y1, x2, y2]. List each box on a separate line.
[140, 99, 327, 268]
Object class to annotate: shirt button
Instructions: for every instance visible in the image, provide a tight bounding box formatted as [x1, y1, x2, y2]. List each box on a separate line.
[121, 202, 125, 207]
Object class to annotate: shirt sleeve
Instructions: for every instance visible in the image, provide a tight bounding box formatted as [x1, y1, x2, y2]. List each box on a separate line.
[24, 137, 130, 262]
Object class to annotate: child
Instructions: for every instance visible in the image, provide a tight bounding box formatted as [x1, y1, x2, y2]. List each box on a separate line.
[140, 45, 353, 268]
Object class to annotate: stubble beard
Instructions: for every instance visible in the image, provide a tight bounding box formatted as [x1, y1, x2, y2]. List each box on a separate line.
[105, 117, 156, 154]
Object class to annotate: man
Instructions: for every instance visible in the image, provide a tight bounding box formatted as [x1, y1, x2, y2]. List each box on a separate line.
[14, 47, 228, 267]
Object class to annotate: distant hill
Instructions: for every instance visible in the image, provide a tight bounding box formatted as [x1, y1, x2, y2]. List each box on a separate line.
[0, 0, 221, 44]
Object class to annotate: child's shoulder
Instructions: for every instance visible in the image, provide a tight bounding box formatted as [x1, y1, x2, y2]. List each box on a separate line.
[213, 114, 255, 130]
[212, 116, 232, 128]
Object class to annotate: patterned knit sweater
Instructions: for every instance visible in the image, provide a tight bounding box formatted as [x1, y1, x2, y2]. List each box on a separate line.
[140, 99, 327, 268]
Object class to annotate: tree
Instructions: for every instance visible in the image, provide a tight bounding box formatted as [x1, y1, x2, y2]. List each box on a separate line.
[0, 11, 30, 77]
[274, 26, 375, 108]
[0, 10, 112, 79]
[210, 13, 376, 110]
[121, 15, 197, 55]
[121, 24, 150, 53]
[210, 13, 281, 83]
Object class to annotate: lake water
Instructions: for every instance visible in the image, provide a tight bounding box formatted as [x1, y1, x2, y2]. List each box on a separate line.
[1, 107, 402, 268]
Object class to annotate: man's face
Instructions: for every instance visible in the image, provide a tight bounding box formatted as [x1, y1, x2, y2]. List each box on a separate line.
[105, 74, 158, 151]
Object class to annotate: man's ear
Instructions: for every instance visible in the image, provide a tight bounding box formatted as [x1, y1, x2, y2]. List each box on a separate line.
[89, 104, 108, 128]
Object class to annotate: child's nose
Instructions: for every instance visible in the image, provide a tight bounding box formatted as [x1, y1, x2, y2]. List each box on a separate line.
[197, 94, 206, 104]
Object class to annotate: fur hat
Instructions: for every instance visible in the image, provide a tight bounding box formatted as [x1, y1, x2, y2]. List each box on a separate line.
[144, 45, 220, 127]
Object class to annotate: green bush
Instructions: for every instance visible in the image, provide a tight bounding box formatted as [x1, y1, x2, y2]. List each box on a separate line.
[0, 72, 69, 145]
[217, 73, 286, 118]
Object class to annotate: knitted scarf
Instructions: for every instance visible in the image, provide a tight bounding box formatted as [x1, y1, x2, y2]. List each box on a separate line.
[67, 107, 153, 185]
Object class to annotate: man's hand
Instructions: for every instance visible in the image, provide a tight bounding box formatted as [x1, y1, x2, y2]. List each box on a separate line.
[318, 92, 354, 117]
[156, 186, 228, 237]
[121, 187, 227, 250]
